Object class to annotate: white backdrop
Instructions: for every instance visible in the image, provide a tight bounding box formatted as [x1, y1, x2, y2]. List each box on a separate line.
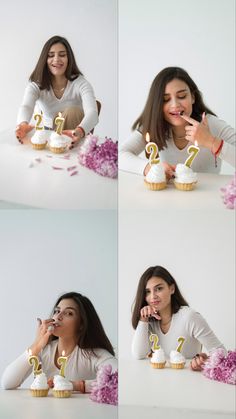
[0, 210, 117, 385]
[119, 0, 235, 174]
[0, 0, 117, 140]
[119, 210, 235, 359]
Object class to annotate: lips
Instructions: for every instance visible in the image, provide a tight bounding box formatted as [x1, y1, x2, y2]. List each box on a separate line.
[151, 300, 160, 305]
[169, 111, 183, 116]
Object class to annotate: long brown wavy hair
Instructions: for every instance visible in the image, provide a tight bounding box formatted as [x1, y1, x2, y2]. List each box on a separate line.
[29, 35, 83, 90]
[132, 266, 189, 329]
[50, 292, 115, 357]
[132, 67, 216, 150]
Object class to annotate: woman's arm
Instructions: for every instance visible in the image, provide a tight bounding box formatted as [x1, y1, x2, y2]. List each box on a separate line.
[131, 321, 150, 359]
[17, 83, 39, 125]
[190, 311, 226, 353]
[82, 349, 117, 393]
[1, 351, 32, 389]
[76, 77, 98, 135]
[119, 130, 148, 175]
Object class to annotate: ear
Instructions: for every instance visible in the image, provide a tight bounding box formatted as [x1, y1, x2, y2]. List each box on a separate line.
[191, 94, 195, 105]
[170, 284, 175, 295]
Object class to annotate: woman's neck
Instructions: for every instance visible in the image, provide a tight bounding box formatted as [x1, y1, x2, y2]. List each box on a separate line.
[159, 305, 172, 323]
[56, 337, 77, 356]
[51, 75, 68, 89]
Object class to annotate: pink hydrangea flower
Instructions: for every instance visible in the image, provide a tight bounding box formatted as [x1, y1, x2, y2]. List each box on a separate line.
[77, 134, 118, 179]
[202, 349, 236, 385]
[90, 364, 118, 405]
[221, 173, 236, 209]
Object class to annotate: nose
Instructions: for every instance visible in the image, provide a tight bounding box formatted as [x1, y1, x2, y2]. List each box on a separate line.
[151, 289, 157, 300]
[54, 310, 64, 321]
[169, 96, 180, 107]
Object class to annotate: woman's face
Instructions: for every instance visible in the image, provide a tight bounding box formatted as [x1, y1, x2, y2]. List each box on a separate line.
[47, 43, 68, 77]
[52, 298, 80, 338]
[162, 78, 195, 127]
[145, 277, 174, 312]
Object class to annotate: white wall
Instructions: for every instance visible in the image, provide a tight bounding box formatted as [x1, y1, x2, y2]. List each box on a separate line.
[0, 210, 117, 384]
[119, 0, 235, 174]
[0, 0, 117, 139]
[119, 210, 235, 359]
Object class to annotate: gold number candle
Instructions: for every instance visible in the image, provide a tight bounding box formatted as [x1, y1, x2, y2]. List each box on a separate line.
[55, 112, 65, 135]
[185, 141, 200, 168]
[58, 351, 67, 377]
[34, 112, 43, 131]
[176, 337, 185, 353]
[149, 334, 160, 351]
[145, 133, 160, 165]
[28, 350, 42, 375]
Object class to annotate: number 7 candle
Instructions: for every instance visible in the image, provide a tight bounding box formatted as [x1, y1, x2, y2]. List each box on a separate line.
[185, 141, 200, 167]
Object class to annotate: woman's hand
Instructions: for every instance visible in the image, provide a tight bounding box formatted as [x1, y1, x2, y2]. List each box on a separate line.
[29, 318, 55, 356]
[15, 122, 34, 143]
[140, 305, 162, 322]
[144, 162, 176, 180]
[190, 353, 208, 371]
[47, 377, 54, 388]
[180, 112, 214, 149]
[62, 128, 83, 149]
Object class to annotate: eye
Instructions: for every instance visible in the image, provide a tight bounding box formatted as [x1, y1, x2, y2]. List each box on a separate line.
[65, 310, 73, 316]
[163, 98, 170, 103]
[53, 308, 60, 314]
[177, 95, 187, 100]
[145, 289, 150, 295]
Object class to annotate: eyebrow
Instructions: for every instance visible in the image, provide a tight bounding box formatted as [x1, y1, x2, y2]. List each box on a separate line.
[48, 50, 67, 54]
[56, 306, 77, 311]
[146, 283, 163, 290]
[164, 89, 188, 96]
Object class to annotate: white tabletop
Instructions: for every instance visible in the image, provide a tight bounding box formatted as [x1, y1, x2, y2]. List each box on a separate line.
[0, 390, 117, 419]
[119, 171, 233, 210]
[0, 130, 117, 209]
[119, 358, 235, 418]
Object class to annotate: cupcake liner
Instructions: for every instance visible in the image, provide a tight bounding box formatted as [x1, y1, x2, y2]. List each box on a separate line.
[151, 362, 166, 369]
[53, 390, 72, 398]
[49, 146, 67, 154]
[144, 180, 167, 191]
[30, 389, 49, 397]
[31, 142, 47, 150]
[174, 181, 197, 191]
[170, 362, 185, 369]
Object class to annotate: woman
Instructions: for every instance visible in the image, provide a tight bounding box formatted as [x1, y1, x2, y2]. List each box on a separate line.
[120, 67, 235, 177]
[15, 35, 98, 149]
[1, 292, 117, 392]
[132, 266, 225, 371]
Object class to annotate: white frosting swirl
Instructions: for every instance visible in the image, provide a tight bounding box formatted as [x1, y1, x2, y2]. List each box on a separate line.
[146, 164, 166, 183]
[31, 373, 49, 390]
[175, 164, 197, 184]
[151, 348, 166, 363]
[53, 375, 73, 390]
[49, 132, 70, 148]
[169, 350, 186, 364]
[31, 130, 48, 144]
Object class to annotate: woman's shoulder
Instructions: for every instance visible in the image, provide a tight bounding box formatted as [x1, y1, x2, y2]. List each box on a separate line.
[206, 113, 229, 128]
[70, 75, 91, 88]
[176, 306, 199, 319]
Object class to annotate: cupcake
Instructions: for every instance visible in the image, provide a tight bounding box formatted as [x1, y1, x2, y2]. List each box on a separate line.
[31, 130, 48, 150]
[150, 348, 166, 369]
[53, 375, 73, 398]
[49, 132, 70, 154]
[30, 373, 49, 397]
[174, 164, 197, 191]
[169, 350, 186, 369]
[144, 164, 167, 191]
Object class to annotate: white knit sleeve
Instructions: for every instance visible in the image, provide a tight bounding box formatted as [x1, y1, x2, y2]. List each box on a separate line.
[131, 321, 150, 359]
[76, 77, 98, 134]
[84, 350, 117, 393]
[208, 116, 236, 168]
[189, 312, 226, 354]
[119, 130, 148, 175]
[1, 351, 32, 389]
[17, 83, 40, 124]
